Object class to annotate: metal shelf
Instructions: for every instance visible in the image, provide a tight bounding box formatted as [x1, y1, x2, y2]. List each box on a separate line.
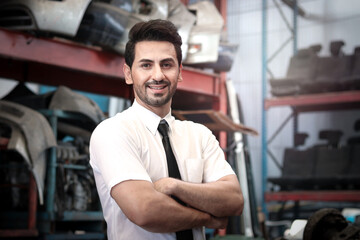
[264, 91, 360, 204]
[265, 190, 360, 202]
[0, 27, 223, 111]
[261, 0, 299, 214]
[265, 90, 360, 112]
[261, 1, 360, 211]
[0, 1, 230, 238]
[0, 23, 228, 238]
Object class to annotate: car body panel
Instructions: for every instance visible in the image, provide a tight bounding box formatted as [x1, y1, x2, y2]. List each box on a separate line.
[167, 0, 196, 60]
[75, 1, 131, 49]
[0, 100, 57, 204]
[49, 86, 105, 128]
[0, 0, 232, 70]
[0, 0, 91, 36]
[184, 42, 239, 72]
[113, 0, 169, 55]
[183, 1, 224, 64]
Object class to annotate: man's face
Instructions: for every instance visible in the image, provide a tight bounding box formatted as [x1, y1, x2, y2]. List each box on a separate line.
[124, 41, 182, 111]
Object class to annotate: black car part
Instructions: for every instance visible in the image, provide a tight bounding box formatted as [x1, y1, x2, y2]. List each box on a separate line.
[304, 208, 360, 240]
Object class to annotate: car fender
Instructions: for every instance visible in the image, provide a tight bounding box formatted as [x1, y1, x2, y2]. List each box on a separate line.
[0, 0, 91, 36]
[0, 100, 57, 204]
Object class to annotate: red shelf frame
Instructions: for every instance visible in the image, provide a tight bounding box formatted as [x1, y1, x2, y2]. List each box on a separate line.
[265, 191, 360, 202]
[265, 90, 360, 111]
[0, 28, 223, 110]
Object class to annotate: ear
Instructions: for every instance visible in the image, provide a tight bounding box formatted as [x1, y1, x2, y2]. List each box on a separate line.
[123, 64, 133, 85]
[178, 64, 183, 82]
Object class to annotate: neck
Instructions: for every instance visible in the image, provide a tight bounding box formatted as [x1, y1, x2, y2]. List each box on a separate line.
[135, 98, 171, 118]
[152, 106, 170, 119]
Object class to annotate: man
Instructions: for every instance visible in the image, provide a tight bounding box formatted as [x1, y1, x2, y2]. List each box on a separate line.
[89, 19, 244, 240]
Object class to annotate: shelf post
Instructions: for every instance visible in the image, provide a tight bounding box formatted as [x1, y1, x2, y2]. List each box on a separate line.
[293, 0, 298, 55]
[45, 110, 58, 222]
[293, 1, 299, 145]
[261, 0, 268, 216]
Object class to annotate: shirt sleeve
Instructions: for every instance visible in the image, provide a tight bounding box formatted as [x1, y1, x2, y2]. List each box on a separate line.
[90, 118, 152, 191]
[200, 126, 236, 183]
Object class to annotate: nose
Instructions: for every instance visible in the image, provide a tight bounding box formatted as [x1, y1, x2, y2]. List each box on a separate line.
[152, 64, 165, 81]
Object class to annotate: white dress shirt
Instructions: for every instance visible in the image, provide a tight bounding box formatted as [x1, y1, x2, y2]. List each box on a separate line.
[89, 100, 235, 240]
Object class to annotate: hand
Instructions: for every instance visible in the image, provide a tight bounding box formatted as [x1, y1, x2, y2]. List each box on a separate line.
[154, 177, 178, 196]
[205, 216, 228, 229]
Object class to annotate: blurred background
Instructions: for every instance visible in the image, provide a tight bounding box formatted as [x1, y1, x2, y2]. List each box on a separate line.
[0, 0, 360, 239]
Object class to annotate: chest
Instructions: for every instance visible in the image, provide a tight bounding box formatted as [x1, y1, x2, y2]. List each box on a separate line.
[138, 130, 204, 183]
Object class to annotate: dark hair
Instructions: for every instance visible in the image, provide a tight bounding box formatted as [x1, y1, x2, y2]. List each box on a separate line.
[124, 19, 182, 68]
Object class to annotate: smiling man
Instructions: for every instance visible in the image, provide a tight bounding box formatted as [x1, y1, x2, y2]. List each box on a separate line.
[89, 19, 244, 240]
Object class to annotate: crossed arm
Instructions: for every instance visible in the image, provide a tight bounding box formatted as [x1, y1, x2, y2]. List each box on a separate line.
[154, 174, 243, 217]
[110, 174, 244, 233]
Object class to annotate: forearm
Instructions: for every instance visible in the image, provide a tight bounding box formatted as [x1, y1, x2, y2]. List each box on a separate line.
[137, 192, 225, 233]
[156, 175, 244, 217]
[111, 180, 226, 233]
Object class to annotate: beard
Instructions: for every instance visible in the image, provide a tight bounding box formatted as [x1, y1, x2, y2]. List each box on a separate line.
[134, 80, 177, 107]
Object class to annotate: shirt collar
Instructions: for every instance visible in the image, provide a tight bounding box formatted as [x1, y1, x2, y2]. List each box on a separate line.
[132, 100, 174, 136]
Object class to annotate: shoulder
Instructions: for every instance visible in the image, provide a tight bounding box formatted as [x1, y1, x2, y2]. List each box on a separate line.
[91, 108, 140, 140]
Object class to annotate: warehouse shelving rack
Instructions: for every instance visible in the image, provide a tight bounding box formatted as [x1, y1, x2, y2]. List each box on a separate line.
[0, 109, 105, 239]
[261, 0, 360, 219]
[261, 0, 299, 213]
[0, 1, 230, 237]
[264, 90, 360, 204]
[39, 109, 105, 240]
[0, 27, 227, 237]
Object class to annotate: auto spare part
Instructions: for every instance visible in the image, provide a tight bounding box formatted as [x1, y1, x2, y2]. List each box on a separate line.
[0, 100, 57, 204]
[0, 0, 91, 36]
[303, 208, 360, 240]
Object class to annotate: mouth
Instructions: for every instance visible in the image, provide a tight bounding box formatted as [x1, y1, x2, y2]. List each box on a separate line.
[146, 81, 169, 93]
[148, 85, 167, 90]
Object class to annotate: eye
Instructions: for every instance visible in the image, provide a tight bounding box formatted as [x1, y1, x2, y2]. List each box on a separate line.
[141, 63, 151, 69]
[161, 62, 173, 69]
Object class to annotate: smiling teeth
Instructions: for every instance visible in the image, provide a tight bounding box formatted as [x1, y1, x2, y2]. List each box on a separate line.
[150, 86, 165, 89]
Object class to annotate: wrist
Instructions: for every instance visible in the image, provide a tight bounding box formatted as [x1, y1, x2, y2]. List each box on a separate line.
[203, 213, 214, 228]
[168, 177, 180, 196]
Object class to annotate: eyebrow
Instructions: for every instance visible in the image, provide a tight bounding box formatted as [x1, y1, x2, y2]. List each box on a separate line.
[138, 58, 176, 64]
[139, 59, 153, 63]
[160, 58, 176, 64]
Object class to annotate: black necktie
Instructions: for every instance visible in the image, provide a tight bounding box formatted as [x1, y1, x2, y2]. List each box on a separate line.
[158, 119, 194, 240]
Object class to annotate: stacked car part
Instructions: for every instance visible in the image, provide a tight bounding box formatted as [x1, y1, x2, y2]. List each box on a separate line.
[0, 84, 105, 238]
[270, 41, 360, 96]
[0, 0, 237, 72]
[268, 120, 360, 191]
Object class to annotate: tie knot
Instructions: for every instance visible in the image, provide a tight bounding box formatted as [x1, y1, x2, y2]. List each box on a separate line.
[158, 119, 169, 137]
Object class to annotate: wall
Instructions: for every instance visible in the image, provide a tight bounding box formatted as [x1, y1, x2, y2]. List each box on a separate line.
[227, 0, 360, 206]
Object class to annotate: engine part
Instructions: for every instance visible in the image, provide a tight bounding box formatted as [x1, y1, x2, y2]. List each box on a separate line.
[303, 208, 360, 240]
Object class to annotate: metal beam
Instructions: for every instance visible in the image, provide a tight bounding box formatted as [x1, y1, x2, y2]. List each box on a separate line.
[265, 191, 360, 202]
[264, 91, 360, 110]
[0, 28, 222, 106]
